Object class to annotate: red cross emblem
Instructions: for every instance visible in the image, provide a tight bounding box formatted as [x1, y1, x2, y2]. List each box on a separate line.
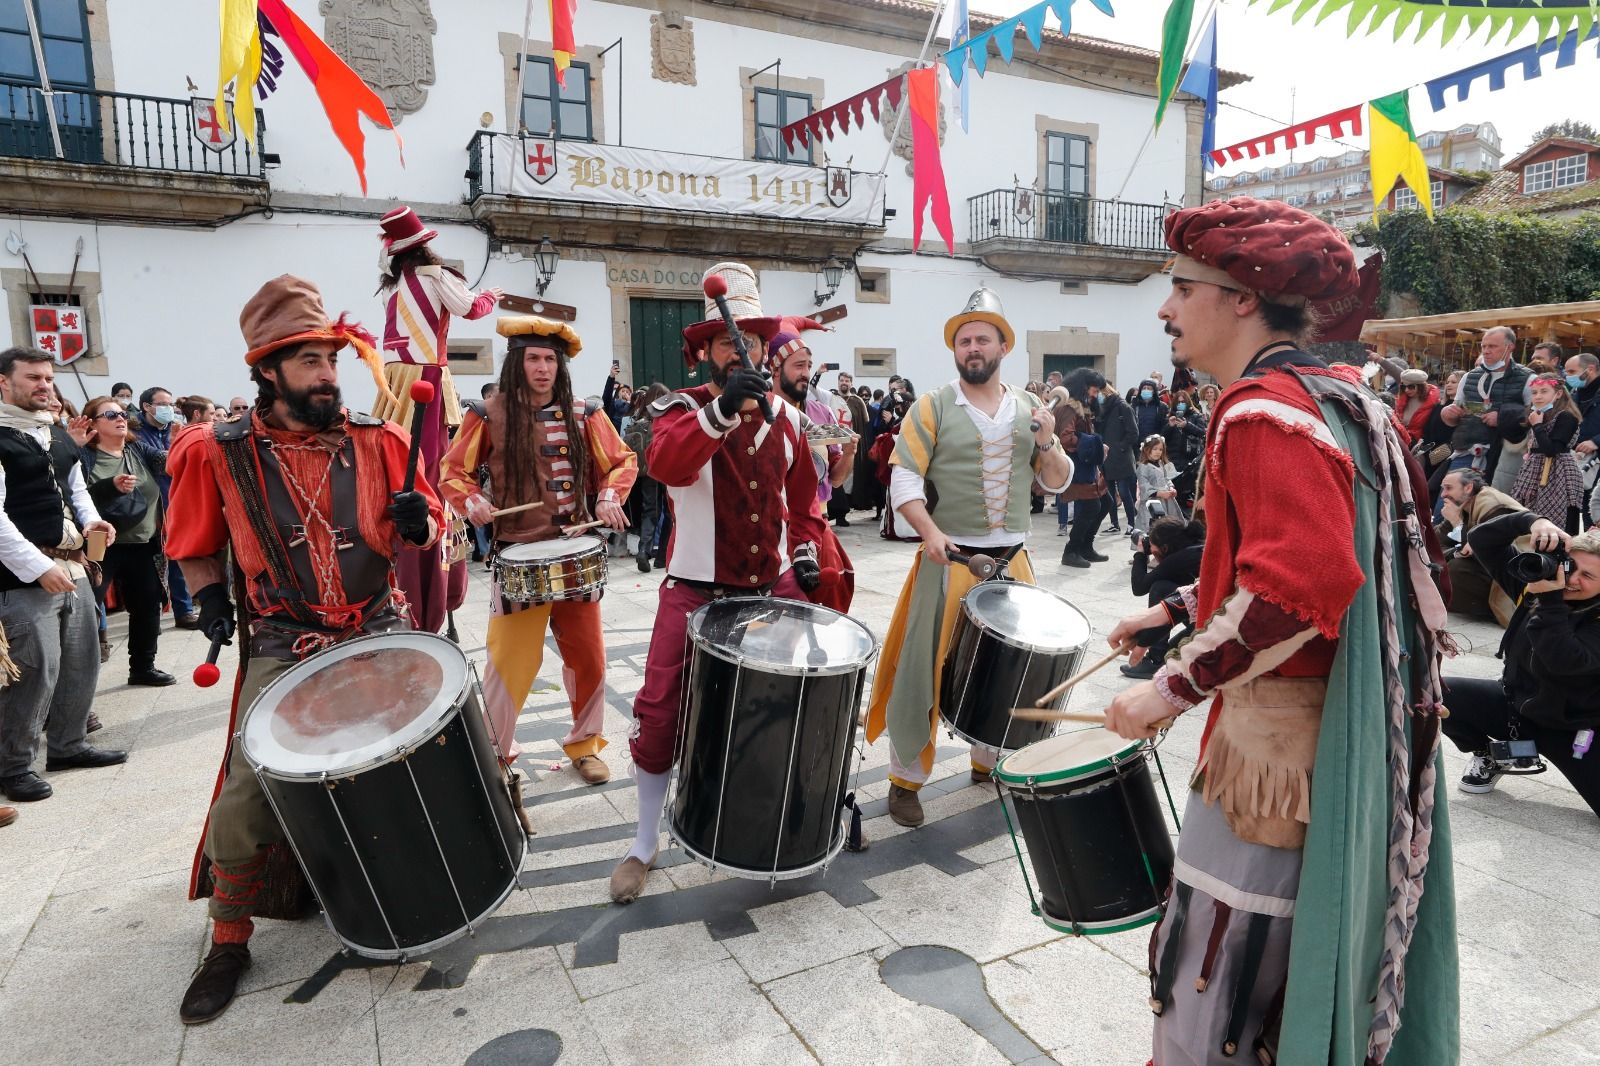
[521, 135, 558, 185]
[189, 97, 236, 153]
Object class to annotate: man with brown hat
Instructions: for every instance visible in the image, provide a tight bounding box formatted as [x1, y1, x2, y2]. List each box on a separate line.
[1100, 198, 1458, 1064]
[167, 275, 443, 1025]
[439, 316, 636, 788]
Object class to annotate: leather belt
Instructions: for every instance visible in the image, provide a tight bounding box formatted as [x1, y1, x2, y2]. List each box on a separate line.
[40, 546, 88, 564]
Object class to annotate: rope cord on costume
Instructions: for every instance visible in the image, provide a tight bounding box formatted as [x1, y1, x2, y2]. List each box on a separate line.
[268, 439, 348, 611]
[978, 433, 1013, 530]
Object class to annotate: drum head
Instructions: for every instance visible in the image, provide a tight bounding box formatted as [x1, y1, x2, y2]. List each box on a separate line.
[688, 596, 877, 676]
[501, 536, 601, 561]
[241, 632, 470, 777]
[964, 583, 1091, 654]
[995, 728, 1144, 786]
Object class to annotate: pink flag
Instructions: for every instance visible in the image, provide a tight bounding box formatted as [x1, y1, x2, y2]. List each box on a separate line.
[908, 68, 953, 254]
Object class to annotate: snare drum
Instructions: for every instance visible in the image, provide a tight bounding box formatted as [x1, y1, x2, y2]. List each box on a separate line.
[670, 597, 878, 880]
[994, 730, 1175, 935]
[240, 632, 527, 960]
[939, 582, 1091, 752]
[493, 535, 607, 603]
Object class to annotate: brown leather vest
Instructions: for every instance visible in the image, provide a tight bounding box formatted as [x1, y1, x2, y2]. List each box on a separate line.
[484, 396, 593, 543]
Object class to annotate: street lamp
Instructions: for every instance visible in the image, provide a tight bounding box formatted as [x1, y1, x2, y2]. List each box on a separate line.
[534, 236, 560, 295]
[813, 257, 846, 306]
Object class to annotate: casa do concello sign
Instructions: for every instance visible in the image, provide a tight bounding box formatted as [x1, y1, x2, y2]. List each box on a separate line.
[489, 135, 886, 227]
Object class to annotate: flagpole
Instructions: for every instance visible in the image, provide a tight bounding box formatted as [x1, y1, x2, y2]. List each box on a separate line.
[512, 0, 536, 132]
[21, 0, 64, 158]
[1115, 0, 1219, 201]
[877, 0, 950, 182]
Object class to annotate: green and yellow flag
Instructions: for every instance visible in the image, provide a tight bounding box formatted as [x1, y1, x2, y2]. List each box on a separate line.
[1154, 0, 1196, 130]
[1368, 90, 1433, 219]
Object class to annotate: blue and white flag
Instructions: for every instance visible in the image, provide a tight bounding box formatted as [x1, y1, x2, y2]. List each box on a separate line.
[1177, 10, 1218, 172]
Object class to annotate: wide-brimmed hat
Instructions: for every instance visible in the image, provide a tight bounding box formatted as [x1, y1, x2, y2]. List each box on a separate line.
[239, 274, 394, 404]
[498, 315, 583, 357]
[681, 262, 780, 367]
[943, 287, 1014, 349]
[379, 205, 438, 264]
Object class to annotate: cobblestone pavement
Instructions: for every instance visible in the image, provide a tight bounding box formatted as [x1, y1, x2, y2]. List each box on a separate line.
[3, 512, 1597, 1065]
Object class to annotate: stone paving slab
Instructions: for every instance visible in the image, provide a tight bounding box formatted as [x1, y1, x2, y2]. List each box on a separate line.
[1, 512, 1596, 1064]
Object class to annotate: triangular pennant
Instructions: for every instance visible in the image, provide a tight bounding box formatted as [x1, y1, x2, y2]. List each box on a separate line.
[1314, 0, 1355, 27]
[782, 126, 797, 154]
[944, 48, 967, 86]
[995, 19, 1018, 63]
[849, 94, 868, 130]
[1086, 0, 1115, 17]
[971, 43, 990, 77]
[1021, 4, 1051, 48]
[885, 75, 905, 111]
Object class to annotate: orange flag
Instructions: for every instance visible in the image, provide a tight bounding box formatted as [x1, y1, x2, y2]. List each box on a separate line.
[551, 0, 578, 85]
[258, 0, 400, 194]
[908, 68, 954, 255]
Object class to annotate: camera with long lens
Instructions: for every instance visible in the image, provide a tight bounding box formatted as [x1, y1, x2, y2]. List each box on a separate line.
[1505, 548, 1572, 585]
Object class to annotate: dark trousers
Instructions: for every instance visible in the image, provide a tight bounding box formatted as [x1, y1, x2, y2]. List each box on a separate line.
[1441, 676, 1600, 817]
[1065, 495, 1109, 558]
[95, 540, 164, 673]
[1102, 476, 1137, 528]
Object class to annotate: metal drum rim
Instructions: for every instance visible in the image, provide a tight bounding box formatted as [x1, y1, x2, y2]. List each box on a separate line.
[941, 714, 1053, 755]
[240, 631, 472, 779]
[993, 736, 1149, 788]
[1039, 903, 1162, 937]
[498, 536, 605, 561]
[685, 595, 880, 677]
[669, 820, 847, 882]
[324, 829, 528, 961]
[958, 584, 1093, 656]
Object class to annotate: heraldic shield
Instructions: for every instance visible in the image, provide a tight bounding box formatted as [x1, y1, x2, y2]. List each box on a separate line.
[522, 134, 559, 185]
[190, 97, 237, 153]
[1013, 186, 1036, 226]
[825, 166, 853, 208]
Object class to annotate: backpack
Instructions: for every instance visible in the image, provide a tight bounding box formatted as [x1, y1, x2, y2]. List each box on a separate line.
[623, 414, 653, 479]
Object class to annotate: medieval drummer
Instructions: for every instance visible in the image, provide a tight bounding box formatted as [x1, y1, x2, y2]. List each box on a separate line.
[373, 205, 502, 633]
[168, 275, 442, 1025]
[863, 289, 1071, 830]
[439, 317, 636, 789]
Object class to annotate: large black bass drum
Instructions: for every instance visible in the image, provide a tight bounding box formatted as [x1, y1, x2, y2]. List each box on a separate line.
[240, 632, 526, 960]
[670, 597, 878, 880]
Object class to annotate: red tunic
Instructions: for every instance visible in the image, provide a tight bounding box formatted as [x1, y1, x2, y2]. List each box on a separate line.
[645, 385, 828, 587]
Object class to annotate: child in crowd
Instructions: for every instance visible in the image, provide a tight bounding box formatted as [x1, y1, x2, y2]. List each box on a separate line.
[1135, 435, 1181, 524]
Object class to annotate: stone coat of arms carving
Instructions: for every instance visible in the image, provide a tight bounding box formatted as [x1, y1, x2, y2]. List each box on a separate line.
[320, 0, 437, 122]
[651, 12, 696, 86]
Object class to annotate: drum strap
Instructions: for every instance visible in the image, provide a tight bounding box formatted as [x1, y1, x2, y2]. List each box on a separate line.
[1149, 880, 1192, 1015]
[1195, 898, 1233, 993]
[216, 428, 320, 627]
[1222, 912, 1274, 1057]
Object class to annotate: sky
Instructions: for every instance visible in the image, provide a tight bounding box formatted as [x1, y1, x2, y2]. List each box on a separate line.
[964, 0, 1600, 171]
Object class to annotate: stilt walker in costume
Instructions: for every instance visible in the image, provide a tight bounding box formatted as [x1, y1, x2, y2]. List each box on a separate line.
[864, 289, 1072, 829]
[168, 275, 442, 1025]
[768, 326, 856, 613]
[1103, 198, 1459, 1066]
[372, 205, 502, 633]
[439, 316, 636, 786]
[608, 262, 828, 904]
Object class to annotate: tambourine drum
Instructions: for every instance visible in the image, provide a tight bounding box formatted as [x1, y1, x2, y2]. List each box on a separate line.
[994, 730, 1175, 935]
[939, 582, 1091, 752]
[670, 597, 878, 879]
[493, 535, 607, 604]
[240, 632, 526, 960]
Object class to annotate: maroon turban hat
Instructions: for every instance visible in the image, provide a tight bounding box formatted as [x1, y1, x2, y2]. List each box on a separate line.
[1163, 197, 1359, 307]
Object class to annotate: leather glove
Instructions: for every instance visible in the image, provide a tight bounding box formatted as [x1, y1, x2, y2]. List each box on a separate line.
[195, 583, 236, 646]
[389, 490, 431, 546]
[714, 366, 769, 422]
[792, 548, 822, 594]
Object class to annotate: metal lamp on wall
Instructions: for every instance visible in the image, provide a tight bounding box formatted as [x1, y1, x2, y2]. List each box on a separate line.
[813, 257, 845, 306]
[534, 236, 560, 295]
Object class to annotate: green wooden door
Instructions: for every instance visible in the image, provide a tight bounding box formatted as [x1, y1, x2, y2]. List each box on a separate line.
[1042, 354, 1097, 380]
[629, 298, 705, 392]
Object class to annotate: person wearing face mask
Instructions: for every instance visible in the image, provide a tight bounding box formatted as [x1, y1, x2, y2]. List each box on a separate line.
[1130, 377, 1169, 440]
[1566, 352, 1600, 461]
[1438, 326, 1534, 500]
[130, 386, 200, 628]
[1511, 376, 1584, 531]
[1161, 388, 1206, 508]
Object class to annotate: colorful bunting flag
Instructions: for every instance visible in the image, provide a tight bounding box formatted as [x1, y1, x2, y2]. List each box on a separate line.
[1368, 91, 1432, 219]
[1423, 24, 1599, 110]
[954, 0, 972, 133]
[550, 0, 578, 86]
[1177, 10, 1219, 171]
[943, 0, 1115, 85]
[907, 68, 954, 255]
[1248, 0, 1599, 46]
[1208, 103, 1364, 167]
[215, 0, 262, 141]
[779, 74, 905, 153]
[1153, 0, 1195, 130]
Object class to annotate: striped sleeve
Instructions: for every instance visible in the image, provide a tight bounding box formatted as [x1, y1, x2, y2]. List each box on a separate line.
[889, 392, 940, 477]
[438, 408, 490, 511]
[586, 410, 639, 505]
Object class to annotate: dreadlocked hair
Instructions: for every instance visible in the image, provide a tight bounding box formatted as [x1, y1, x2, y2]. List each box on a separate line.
[376, 244, 466, 295]
[496, 345, 587, 517]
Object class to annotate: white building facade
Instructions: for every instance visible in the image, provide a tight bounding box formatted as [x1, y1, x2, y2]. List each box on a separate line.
[1, 0, 1214, 409]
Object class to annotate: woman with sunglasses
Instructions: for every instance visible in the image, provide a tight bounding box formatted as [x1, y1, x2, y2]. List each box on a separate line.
[79, 397, 173, 686]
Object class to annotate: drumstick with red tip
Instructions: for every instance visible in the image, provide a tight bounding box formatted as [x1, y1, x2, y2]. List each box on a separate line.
[402, 379, 436, 495]
[1033, 646, 1126, 707]
[193, 637, 226, 688]
[702, 274, 776, 427]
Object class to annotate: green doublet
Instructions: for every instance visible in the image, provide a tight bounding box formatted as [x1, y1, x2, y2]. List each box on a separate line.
[890, 383, 1041, 539]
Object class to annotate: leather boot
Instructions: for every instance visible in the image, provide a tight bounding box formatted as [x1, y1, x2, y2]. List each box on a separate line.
[505, 767, 536, 837]
[887, 784, 924, 828]
[179, 942, 251, 1025]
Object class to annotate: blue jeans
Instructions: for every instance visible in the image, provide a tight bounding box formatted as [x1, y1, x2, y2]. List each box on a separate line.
[1103, 477, 1137, 528]
[166, 558, 192, 616]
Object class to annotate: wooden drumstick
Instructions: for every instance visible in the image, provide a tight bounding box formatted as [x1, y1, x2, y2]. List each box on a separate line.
[561, 519, 609, 537]
[1010, 706, 1176, 730]
[1033, 646, 1126, 707]
[488, 500, 545, 519]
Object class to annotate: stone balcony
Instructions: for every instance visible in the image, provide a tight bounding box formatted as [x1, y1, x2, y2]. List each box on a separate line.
[967, 188, 1171, 283]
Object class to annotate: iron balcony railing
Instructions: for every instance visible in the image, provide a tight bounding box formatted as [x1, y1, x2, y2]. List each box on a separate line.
[968, 189, 1169, 253]
[0, 78, 266, 178]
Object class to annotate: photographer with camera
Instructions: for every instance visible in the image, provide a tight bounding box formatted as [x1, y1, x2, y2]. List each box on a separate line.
[1443, 510, 1600, 814]
[1121, 517, 1206, 679]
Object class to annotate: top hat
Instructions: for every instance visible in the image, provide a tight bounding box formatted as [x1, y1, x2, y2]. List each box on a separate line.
[680, 262, 780, 367]
[379, 205, 439, 263]
[943, 287, 1014, 350]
